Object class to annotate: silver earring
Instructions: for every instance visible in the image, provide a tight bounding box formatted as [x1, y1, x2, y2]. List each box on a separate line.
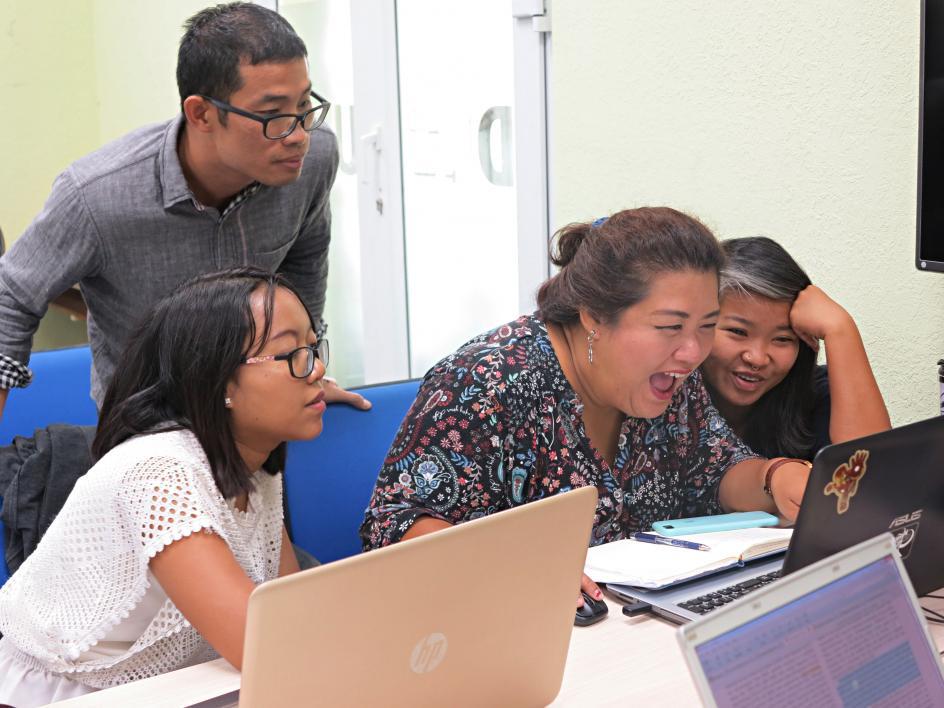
[224, 397, 232, 407]
[587, 329, 596, 364]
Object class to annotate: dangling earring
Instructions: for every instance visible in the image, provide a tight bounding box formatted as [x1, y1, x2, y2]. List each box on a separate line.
[224, 397, 232, 407]
[587, 329, 596, 364]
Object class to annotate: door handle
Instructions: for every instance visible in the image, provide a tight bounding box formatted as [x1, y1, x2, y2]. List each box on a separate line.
[478, 106, 513, 187]
[359, 125, 384, 214]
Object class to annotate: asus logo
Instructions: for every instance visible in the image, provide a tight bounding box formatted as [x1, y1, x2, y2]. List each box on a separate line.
[890, 510, 923, 528]
[888, 509, 923, 560]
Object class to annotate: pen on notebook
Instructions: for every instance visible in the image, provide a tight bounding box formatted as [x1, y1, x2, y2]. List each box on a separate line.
[630, 532, 710, 552]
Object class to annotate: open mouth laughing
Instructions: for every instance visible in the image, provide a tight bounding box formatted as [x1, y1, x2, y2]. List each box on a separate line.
[649, 370, 690, 400]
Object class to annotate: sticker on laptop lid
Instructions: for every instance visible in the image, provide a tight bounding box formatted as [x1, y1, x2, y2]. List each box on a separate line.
[823, 450, 869, 514]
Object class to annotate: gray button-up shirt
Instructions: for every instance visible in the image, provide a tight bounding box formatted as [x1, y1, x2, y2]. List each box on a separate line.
[0, 116, 338, 404]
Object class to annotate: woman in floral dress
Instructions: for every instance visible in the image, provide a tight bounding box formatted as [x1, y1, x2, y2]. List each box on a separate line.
[360, 207, 813, 604]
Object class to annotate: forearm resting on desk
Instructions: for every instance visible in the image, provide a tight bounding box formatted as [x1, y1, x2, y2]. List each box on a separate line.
[149, 530, 257, 670]
[719, 458, 811, 523]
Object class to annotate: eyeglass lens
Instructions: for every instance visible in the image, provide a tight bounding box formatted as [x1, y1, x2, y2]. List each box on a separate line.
[264, 104, 329, 139]
[289, 341, 329, 378]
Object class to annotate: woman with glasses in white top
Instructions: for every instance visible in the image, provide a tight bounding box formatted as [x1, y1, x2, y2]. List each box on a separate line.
[0, 267, 328, 706]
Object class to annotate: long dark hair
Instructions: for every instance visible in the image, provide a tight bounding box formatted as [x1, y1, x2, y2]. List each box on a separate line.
[706, 236, 817, 458]
[537, 207, 724, 326]
[93, 267, 312, 499]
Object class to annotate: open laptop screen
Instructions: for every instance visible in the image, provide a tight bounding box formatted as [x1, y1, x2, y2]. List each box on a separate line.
[695, 555, 944, 707]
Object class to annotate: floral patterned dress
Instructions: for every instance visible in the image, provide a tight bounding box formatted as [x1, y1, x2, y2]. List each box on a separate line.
[359, 314, 758, 550]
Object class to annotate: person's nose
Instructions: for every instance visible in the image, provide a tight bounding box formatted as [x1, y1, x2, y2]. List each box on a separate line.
[742, 342, 769, 369]
[281, 118, 308, 146]
[675, 332, 706, 368]
[307, 356, 326, 384]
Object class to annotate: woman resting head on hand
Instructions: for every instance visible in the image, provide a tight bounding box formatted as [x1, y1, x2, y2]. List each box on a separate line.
[360, 208, 813, 608]
[0, 267, 327, 707]
[701, 236, 890, 461]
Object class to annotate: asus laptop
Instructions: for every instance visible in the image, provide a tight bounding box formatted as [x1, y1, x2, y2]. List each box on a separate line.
[191, 486, 597, 708]
[678, 533, 944, 707]
[609, 414, 944, 623]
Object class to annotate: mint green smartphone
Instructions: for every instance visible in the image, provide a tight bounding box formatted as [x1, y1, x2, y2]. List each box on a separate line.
[651, 511, 779, 536]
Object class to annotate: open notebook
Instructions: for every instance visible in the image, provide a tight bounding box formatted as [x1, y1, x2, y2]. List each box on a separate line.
[585, 528, 793, 589]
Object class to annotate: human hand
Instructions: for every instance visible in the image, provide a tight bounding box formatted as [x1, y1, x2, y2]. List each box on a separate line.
[322, 377, 372, 410]
[579, 573, 603, 607]
[769, 461, 812, 522]
[789, 285, 853, 352]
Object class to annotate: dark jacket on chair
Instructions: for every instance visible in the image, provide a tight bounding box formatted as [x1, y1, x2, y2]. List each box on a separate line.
[0, 424, 95, 574]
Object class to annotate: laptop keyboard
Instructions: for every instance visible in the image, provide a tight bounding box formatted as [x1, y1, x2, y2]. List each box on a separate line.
[678, 570, 783, 615]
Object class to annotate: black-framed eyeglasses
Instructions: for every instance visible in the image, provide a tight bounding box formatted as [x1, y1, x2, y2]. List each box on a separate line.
[200, 90, 331, 140]
[242, 339, 329, 378]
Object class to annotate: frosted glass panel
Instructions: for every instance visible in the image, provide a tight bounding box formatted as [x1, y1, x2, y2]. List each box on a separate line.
[397, 1, 519, 376]
[280, 0, 366, 388]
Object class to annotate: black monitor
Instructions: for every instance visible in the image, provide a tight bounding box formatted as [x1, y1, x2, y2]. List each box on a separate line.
[919, 0, 944, 271]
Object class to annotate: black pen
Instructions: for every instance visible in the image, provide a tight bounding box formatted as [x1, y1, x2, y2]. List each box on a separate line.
[629, 532, 710, 552]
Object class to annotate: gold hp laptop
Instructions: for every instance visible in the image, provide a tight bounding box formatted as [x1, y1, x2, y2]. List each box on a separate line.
[229, 486, 596, 707]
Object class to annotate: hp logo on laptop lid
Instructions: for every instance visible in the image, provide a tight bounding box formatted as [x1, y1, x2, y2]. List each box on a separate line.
[410, 632, 448, 673]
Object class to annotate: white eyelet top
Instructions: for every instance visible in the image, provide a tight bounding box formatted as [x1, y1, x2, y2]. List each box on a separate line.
[0, 429, 283, 700]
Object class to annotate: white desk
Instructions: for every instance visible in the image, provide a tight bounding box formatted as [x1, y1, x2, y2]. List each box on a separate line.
[50, 592, 944, 707]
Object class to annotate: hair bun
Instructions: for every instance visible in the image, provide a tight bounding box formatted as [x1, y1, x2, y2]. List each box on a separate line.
[551, 222, 593, 267]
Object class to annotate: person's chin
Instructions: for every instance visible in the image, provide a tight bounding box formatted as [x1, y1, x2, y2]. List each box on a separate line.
[718, 387, 762, 411]
[625, 395, 672, 420]
[644, 402, 672, 419]
[298, 420, 323, 440]
[260, 172, 301, 187]
[259, 163, 304, 186]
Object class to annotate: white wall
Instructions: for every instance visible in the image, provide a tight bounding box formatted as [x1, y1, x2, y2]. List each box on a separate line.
[550, 0, 943, 424]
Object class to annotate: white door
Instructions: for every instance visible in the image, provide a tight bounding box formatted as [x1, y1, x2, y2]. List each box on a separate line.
[280, 0, 551, 384]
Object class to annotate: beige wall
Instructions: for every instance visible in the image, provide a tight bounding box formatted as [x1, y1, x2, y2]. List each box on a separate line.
[0, 1, 99, 248]
[551, 1, 944, 425]
[90, 0, 208, 143]
[0, 0, 206, 350]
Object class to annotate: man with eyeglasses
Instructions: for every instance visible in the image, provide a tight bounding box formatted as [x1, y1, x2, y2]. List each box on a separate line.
[0, 2, 371, 419]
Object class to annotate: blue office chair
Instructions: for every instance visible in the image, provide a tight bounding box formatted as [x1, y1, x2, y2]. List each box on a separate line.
[0, 346, 416, 580]
[0, 537, 7, 586]
[0, 345, 97, 586]
[284, 379, 421, 564]
[0, 346, 98, 444]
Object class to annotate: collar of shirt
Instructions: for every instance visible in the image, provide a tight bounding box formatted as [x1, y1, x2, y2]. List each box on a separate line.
[220, 182, 262, 220]
[158, 116, 192, 209]
[157, 115, 261, 216]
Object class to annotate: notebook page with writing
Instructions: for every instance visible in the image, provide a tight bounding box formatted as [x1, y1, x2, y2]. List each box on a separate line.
[585, 528, 793, 588]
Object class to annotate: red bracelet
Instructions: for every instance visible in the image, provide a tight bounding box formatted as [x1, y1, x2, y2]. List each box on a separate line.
[763, 458, 812, 496]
